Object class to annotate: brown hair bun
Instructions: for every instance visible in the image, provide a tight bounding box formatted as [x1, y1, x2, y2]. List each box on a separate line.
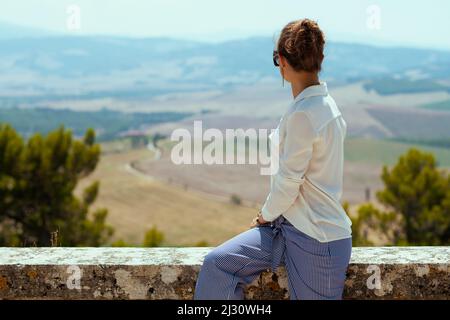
[277, 19, 325, 73]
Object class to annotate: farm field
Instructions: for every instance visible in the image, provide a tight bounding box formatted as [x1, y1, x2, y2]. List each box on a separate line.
[76, 146, 256, 246]
[344, 138, 450, 166]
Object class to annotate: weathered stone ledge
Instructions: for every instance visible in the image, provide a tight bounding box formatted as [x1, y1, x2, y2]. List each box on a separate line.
[0, 247, 448, 300]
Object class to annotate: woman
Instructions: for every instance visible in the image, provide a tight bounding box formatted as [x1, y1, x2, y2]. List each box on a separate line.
[194, 19, 352, 300]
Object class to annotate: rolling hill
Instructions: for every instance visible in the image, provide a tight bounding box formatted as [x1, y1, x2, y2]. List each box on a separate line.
[1, 35, 450, 104]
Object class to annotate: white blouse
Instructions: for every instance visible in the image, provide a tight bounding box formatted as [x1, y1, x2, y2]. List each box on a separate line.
[261, 82, 352, 243]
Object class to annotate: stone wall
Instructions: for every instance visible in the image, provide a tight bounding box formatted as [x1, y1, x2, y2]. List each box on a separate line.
[0, 247, 448, 299]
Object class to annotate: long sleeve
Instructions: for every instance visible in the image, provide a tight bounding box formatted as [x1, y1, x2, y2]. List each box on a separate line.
[261, 111, 316, 222]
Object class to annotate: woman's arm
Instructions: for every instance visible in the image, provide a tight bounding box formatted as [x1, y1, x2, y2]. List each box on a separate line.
[260, 111, 316, 222]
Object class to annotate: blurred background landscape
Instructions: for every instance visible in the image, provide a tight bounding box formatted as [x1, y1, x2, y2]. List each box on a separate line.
[1, 0, 449, 247]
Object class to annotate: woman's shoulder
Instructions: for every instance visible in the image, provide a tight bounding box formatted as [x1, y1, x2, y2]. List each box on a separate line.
[287, 94, 342, 133]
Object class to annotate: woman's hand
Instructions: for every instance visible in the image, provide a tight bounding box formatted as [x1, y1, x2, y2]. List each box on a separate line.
[250, 212, 270, 228]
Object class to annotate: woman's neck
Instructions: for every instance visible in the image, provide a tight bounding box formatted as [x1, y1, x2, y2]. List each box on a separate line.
[291, 72, 320, 99]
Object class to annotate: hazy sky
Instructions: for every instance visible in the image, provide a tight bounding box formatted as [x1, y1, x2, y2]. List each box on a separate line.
[1, 0, 450, 49]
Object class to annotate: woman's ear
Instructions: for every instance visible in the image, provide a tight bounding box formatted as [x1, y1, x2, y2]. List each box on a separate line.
[279, 55, 286, 86]
[279, 55, 285, 68]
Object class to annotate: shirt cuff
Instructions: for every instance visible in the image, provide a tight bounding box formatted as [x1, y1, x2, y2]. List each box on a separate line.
[260, 205, 279, 222]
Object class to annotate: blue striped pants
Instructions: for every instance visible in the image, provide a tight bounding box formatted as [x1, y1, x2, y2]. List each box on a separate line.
[194, 215, 352, 300]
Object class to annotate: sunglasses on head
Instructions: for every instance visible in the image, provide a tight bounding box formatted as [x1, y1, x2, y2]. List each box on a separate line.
[273, 50, 280, 67]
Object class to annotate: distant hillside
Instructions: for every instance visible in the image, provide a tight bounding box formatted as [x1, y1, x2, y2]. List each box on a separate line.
[1, 36, 450, 103]
[366, 106, 450, 140]
[0, 107, 191, 140]
[1, 33, 450, 142]
[364, 78, 450, 95]
[420, 99, 450, 111]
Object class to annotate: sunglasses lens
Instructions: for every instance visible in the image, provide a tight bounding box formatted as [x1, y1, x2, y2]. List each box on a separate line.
[273, 51, 279, 67]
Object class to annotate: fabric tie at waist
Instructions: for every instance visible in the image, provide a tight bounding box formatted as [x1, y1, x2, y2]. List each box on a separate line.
[270, 215, 287, 272]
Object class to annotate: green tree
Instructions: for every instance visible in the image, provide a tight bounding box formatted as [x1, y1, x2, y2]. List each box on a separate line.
[377, 149, 450, 244]
[143, 225, 165, 247]
[350, 203, 404, 246]
[352, 149, 450, 245]
[0, 124, 114, 246]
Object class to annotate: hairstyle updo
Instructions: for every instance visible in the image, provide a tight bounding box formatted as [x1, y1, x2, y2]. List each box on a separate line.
[277, 19, 325, 73]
